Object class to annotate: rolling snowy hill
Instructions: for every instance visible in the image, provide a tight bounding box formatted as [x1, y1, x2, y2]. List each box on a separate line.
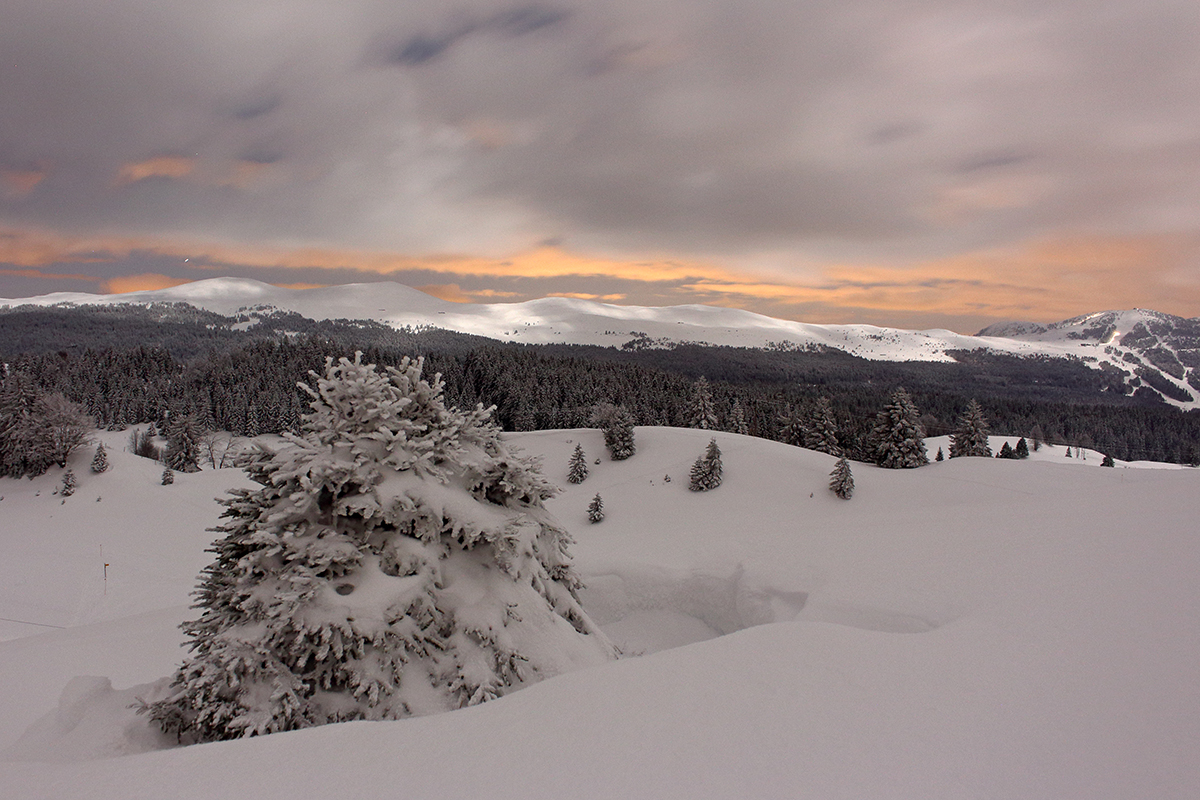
[1, 426, 1198, 798]
[5, 277, 1199, 408]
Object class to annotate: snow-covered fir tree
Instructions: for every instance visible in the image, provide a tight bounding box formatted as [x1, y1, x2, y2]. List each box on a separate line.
[689, 438, 723, 491]
[829, 457, 854, 499]
[141, 354, 614, 743]
[936, 447, 944, 462]
[161, 467, 174, 485]
[686, 376, 718, 430]
[997, 441, 1015, 459]
[592, 402, 636, 461]
[1101, 453, 1115, 467]
[728, 398, 749, 436]
[1015, 437, 1030, 459]
[60, 467, 76, 497]
[163, 413, 205, 473]
[588, 493, 604, 523]
[567, 443, 588, 484]
[90, 442, 109, 473]
[779, 409, 806, 447]
[804, 397, 842, 456]
[949, 399, 991, 458]
[867, 388, 928, 469]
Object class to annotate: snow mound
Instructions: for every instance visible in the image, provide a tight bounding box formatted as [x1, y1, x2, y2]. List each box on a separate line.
[2, 677, 172, 763]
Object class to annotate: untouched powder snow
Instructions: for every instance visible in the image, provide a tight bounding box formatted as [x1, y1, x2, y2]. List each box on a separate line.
[1, 426, 1199, 798]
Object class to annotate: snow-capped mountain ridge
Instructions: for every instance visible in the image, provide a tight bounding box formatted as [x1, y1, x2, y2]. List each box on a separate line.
[4, 277, 1200, 407]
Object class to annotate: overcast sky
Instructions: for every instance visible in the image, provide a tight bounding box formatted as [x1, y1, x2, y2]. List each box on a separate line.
[2, 0, 1198, 331]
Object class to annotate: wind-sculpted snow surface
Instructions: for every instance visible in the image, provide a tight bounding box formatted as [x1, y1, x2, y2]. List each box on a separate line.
[1, 426, 1199, 798]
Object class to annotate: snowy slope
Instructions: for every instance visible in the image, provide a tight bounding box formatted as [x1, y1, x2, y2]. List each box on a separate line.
[2, 427, 1199, 798]
[0, 276, 1129, 357]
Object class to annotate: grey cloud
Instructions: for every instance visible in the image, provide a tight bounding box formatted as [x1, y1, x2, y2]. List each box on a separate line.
[383, 4, 572, 66]
[1, 0, 1198, 271]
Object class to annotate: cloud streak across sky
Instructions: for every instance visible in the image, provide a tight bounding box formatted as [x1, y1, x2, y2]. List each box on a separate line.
[1, 0, 1198, 331]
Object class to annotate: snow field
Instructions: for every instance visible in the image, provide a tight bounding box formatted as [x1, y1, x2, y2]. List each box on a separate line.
[0, 426, 1198, 797]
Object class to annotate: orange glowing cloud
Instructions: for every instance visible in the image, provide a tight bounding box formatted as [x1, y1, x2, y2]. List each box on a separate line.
[680, 233, 1200, 324]
[101, 273, 194, 294]
[2, 167, 48, 197]
[547, 292, 628, 302]
[115, 156, 196, 185]
[214, 160, 276, 189]
[2, 225, 1197, 329]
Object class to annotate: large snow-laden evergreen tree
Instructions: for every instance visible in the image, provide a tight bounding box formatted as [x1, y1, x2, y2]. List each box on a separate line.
[142, 354, 615, 743]
[949, 399, 991, 458]
[867, 388, 928, 469]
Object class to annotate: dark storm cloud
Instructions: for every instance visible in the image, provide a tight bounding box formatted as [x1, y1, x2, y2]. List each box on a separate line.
[1, 0, 1198, 298]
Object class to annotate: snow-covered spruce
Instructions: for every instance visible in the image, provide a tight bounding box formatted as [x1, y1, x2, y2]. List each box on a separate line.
[867, 387, 928, 469]
[949, 399, 991, 458]
[160, 467, 174, 485]
[567, 443, 588, 484]
[689, 438, 723, 491]
[90, 442, 109, 473]
[1015, 437, 1030, 459]
[163, 413, 205, 473]
[829, 457, 854, 499]
[804, 397, 842, 456]
[141, 354, 615, 743]
[588, 493, 604, 523]
[59, 467, 76, 497]
[592, 403, 636, 460]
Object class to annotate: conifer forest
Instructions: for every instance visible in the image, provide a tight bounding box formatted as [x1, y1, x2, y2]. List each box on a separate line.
[3, 302, 1200, 466]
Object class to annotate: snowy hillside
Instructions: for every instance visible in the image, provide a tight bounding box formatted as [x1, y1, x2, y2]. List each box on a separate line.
[1, 426, 1199, 798]
[6, 277, 1199, 408]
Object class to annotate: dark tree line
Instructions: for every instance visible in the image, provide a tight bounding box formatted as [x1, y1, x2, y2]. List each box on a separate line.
[4, 324, 1200, 466]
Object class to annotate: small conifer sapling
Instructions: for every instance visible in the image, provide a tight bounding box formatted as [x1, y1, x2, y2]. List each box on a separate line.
[567, 443, 589, 484]
[829, 457, 854, 499]
[588, 493, 605, 523]
[91, 442, 109, 473]
[161, 467, 174, 485]
[60, 468, 76, 497]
